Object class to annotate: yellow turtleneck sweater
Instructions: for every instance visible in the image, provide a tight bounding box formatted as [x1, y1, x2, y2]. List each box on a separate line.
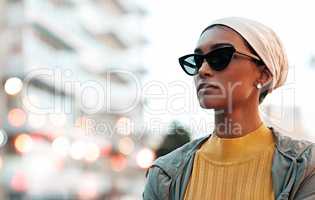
[184, 123, 275, 200]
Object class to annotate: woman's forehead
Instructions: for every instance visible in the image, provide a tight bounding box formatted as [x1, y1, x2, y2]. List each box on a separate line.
[195, 26, 247, 54]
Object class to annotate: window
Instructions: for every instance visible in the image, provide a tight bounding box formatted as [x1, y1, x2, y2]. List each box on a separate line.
[32, 23, 75, 52]
[96, 32, 127, 50]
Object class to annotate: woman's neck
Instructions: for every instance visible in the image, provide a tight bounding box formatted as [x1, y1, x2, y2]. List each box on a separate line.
[214, 104, 262, 138]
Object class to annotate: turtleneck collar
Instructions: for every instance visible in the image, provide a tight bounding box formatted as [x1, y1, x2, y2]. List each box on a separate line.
[198, 122, 275, 164]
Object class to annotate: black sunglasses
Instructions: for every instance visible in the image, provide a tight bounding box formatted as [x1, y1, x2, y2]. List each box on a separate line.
[178, 45, 261, 76]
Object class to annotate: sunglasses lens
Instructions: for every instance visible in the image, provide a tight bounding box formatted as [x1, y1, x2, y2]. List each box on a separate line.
[179, 46, 235, 76]
[179, 55, 202, 75]
[206, 47, 234, 71]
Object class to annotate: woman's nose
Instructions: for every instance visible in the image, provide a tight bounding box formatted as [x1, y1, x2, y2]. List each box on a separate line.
[198, 60, 214, 77]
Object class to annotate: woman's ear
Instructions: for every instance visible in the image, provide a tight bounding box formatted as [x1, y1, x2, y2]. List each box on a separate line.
[258, 66, 272, 88]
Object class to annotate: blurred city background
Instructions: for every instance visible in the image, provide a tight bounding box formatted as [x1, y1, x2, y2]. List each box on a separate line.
[0, 0, 315, 199]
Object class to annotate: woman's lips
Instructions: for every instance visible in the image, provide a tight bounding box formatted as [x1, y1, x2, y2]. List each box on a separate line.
[198, 86, 220, 95]
[197, 84, 220, 95]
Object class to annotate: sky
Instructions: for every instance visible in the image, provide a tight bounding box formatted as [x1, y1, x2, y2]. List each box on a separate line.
[140, 0, 315, 140]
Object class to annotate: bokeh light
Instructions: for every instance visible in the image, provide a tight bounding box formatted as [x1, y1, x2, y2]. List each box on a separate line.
[4, 77, 23, 95]
[8, 108, 27, 127]
[14, 134, 33, 154]
[70, 140, 86, 160]
[110, 154, 127, 172]
[100, 142, 112, 157]
[10, 171, 28, 192]
[136, 148, 155, 169]
[84, 142, 100, 162]
[118, 137, 135, 155]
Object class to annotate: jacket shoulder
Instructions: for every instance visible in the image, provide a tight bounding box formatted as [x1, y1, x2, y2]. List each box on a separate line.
[143, 136, 208, 199]
[151, 135, 208, 177]
[270, 127, 314, 158]
[271, 127, 315, 175]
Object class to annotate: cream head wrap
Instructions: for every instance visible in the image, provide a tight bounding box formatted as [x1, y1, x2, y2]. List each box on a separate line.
[203, 17, 288, 93]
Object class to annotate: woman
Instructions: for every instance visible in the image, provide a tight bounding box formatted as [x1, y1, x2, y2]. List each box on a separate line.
[143, 17, 315, 200]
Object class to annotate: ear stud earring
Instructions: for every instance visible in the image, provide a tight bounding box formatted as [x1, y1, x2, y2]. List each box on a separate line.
[256, 83, 262, 89]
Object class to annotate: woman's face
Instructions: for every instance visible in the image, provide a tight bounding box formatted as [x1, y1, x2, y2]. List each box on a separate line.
[194, 26, 262, 110]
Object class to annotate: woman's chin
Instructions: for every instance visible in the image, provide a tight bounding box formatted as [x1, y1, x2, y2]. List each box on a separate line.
[199, 100, 226, 109]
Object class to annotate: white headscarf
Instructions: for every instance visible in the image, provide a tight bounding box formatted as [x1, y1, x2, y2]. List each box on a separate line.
[206, 17, 288, 93]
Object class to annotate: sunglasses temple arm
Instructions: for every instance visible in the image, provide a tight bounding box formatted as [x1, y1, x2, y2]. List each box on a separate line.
[236, 51, 261, 62]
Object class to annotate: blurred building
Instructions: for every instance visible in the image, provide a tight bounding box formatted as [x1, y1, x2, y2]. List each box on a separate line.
[0, 0, 153, 199]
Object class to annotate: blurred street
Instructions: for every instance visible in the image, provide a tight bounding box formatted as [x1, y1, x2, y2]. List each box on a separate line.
[0, 0, 154, 199]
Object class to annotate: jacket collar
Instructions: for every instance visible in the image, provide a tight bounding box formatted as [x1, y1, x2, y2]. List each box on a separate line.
[153, 126, 312, 178]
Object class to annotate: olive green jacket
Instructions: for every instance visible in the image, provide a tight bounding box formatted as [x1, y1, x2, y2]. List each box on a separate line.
[143, 127, 315, 200]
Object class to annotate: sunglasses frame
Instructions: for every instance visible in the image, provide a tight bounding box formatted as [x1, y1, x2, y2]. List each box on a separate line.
[178, 45, 262, 76]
